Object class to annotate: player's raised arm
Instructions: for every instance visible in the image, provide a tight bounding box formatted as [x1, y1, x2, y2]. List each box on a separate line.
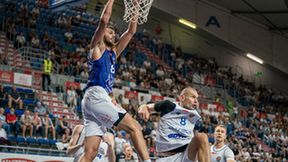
[138, 100, 177, 121]
[116, 16, 138, 58]
[138, 104, 155, 121]
[90, 0, 115, 48]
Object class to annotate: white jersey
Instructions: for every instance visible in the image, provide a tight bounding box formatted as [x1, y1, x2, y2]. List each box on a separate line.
[73, 128, 109, 162]
[155, 101, 201, 152]
[211, 144, 235, 162]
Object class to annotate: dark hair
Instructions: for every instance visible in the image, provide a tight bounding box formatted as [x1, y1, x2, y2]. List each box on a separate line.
[107, 21, 117, 32]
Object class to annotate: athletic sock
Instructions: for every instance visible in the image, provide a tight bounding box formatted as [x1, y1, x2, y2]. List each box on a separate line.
[143, 159, 151, 162]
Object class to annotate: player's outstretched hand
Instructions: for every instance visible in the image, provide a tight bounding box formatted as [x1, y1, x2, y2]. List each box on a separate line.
[103, 132, 115, 148]
[138, 104, 150, 121]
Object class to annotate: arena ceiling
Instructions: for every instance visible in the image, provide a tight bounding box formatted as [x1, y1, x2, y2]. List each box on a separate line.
[206, 0, 288, 36]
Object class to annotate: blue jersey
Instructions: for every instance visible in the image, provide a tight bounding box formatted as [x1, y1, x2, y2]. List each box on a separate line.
[85, 49, 116, 94]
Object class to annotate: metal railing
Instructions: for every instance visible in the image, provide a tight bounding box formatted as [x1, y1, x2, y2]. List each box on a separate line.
[0, 145, 67, 157]
[18, 46, 60, 73]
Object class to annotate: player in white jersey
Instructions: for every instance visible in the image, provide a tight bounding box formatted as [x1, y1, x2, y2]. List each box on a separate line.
[210, 125, 235, 162]
[138, 87, 210, 162]
[67, 125, 115, 162]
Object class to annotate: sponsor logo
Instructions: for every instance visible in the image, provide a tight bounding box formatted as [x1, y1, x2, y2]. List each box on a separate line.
[168, 126, 192, 135]
[167, 133, 187, 139]
[1, 158, 36, 162]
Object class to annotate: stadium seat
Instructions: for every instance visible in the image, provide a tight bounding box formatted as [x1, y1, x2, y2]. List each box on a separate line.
[26, 137, 39, 147]
[48, 139, 57, 145]
[16, 136, 28, 147]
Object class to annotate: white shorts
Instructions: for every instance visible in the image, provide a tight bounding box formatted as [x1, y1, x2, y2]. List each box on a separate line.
[82, 86, 127, 137]
[156, 147, 192, 162]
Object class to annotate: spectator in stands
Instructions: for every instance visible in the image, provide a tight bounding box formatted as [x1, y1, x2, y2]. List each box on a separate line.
[6, 108, 19, 136]
[8, 86, 23, 109]
[57, 13, 67, 27]
[0, 108, 9, 134]
[80, 68, 89, 81]
[0, 85, 6, 103]
[142, 124, 152, 148]
[42, 55, 53, 91]
[0, 49, 7, 65]
[30, 5, 40, 17]
[32, 112, 43, 138]
[143, 60, 151, 70]
[5, 18, 16, 41]
[64, 29, 73, 43]
[20, 110, 33, 138]
[31, 35, 40, 47]
[155, 65, 165, 79]
[42, 113, 56, 140]
[37, 0, 49, 8]
[119, 144, 139, 162]
[34, 101, 47, 116]
[67, 85, 77, 112]
[115, 131, 127, 161]
[15, 32, 26, 48]
[0, 121, 10, 145]
[138, 96, 147, 106]
[56, 115, 71, 143]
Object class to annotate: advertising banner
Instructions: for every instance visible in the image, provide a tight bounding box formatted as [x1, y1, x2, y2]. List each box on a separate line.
[14, 72, 32, 87]
[0, 70, 14, 83]
[0, 153, 73, 162]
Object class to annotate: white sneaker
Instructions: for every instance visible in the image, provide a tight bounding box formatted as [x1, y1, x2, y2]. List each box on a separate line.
[55, 142, 64, 151]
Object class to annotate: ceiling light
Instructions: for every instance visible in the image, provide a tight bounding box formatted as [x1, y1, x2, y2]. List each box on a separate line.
[246, 53, 264, 64]
[179, 18, 197, 29]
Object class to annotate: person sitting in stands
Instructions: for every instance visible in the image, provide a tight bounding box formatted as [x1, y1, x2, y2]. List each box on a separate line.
[20, 110, 33, 138]
[8, 86, 23, 109]
[42, 113, 56, 140]
[6, 108, 19, 136]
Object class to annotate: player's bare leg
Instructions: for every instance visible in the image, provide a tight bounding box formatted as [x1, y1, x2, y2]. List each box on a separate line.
[118, 113, 150, 161]
[79, 136, 102, 162]
[188, 133, 211, 162]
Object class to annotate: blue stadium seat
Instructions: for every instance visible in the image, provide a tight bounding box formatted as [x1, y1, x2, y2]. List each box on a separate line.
[8, 135, 16, 142]
[5, 108, 10, 114]
[26, 137, 39, 147]
[38, 138, 49, 145]
[48, 139, 57, 145]
[23, 99, 34, 105]
[4, 86, 11, 92]
[16, 136, 26, 143]
[26, 137, 37, 144]
[15, 109, 24, 116]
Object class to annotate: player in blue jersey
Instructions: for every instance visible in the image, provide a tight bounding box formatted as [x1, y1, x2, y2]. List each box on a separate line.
[79, 0, 151, 162]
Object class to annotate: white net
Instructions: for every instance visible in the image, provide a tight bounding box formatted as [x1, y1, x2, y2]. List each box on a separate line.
[123, 0, 153, 24]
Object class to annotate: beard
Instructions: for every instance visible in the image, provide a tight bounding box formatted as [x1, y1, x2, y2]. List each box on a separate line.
[104, 37, 115, 48]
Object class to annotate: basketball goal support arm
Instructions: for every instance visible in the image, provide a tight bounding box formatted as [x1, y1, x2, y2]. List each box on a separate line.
[90, 0, 115, 48]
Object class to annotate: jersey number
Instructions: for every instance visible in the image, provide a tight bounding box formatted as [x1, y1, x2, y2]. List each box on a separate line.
[180, 117, 187, 126]
[111, 65, 115, 73]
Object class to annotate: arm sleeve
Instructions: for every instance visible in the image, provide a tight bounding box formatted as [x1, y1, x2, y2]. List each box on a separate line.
[225, 148, 235, 161]
[194, 118, 204, 132]
[154, 100, 176, 117]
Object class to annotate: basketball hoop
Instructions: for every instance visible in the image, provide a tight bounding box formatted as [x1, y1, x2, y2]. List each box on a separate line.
[123, 0, 153, 24]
